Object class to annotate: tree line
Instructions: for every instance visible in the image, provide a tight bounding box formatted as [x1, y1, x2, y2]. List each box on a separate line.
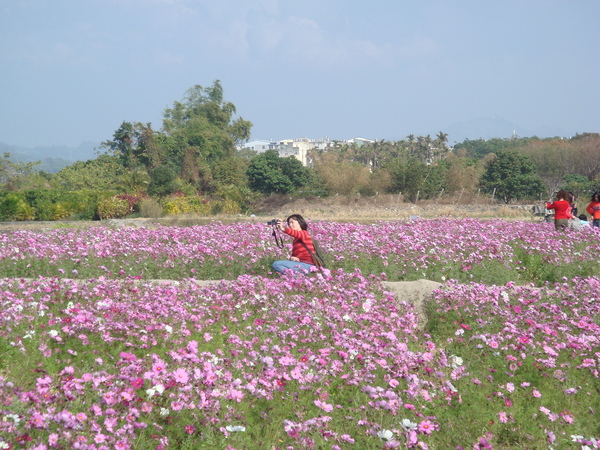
[1, 81, 599, 220]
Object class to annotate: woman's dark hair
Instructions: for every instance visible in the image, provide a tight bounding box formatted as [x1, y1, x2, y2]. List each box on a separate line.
[287, 214, 308, 230]
[592, 192, 600, 202]
[579, 214, 587, 221]
[556, 190, 568, 201]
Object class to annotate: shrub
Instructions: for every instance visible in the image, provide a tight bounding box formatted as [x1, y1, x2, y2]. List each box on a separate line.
[50, 203, 72, 220]
[97, 196, 130, 220]
[138, 197, 163, 218]
[115, 193, 146, 214]
[13, 199, 36, 220]
[0, 192, 32, 220]
[211, 198, 241, 215]
[162, 195, 211, 215]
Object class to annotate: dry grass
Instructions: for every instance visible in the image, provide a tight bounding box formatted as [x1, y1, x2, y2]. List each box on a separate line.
[0, 195, 543, 231]
[255, 194, 540, 222]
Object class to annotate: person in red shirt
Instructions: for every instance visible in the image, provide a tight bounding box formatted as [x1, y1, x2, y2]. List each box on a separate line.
[546, 190, 572, 231]
[585, 192, 600, 228]
[272, 214, 317, 274]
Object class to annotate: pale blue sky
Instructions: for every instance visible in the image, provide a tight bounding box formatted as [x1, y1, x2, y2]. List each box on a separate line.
[1, 0, 598, 149]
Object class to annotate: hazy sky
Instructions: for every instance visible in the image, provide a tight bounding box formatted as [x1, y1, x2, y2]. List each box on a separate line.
[1, 0, 599, 149]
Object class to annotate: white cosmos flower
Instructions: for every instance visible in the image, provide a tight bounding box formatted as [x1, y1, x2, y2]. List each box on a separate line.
[225, 425, 246, 432]
[377, 429, 394, 441]
[5, 414, 20, 424]
[165, 325, 173, 334]
[450, 355, 463, 368]
[400, 418, 417, 430]
[455, 328, 464, 336]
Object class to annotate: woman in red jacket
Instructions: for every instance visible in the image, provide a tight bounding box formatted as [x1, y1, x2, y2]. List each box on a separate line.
[272, 214, 317, 274]
[546, 190, 572, 231]
[585, 192, 600, 228]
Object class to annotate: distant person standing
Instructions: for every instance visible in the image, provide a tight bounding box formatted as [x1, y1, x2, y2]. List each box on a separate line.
[585, 192, 600, 228]
[546, 190, 572, 231]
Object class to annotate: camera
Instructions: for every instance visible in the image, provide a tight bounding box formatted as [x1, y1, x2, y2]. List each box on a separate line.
[267, 219, 279, 226]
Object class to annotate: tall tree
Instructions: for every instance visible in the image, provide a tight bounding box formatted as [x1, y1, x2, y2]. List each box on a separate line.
[480, 151, 544, 203]
[101, 81, 252, 194]
[247, 150, 310, 194]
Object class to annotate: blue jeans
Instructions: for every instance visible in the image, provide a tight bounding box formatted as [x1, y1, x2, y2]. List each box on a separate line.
[272, 260, 314, 274]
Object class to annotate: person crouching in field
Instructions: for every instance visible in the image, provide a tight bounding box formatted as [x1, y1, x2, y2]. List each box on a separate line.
[272, 214, 317, 274]
[546, 190, 572, 231]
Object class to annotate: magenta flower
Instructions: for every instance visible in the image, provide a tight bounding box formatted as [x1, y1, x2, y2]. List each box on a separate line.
[131, 377, 144, 389]
[418, 419, 434, 435]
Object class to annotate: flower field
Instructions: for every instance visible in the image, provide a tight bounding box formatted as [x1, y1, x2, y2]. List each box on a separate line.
[0, 219, 599, 449]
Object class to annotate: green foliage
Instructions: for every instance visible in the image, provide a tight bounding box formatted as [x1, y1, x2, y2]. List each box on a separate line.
[386, 157, 448, 201]
[16, 189, 111, 221]
[97, 196, 130, 220]
[247, 150, 310, 194]
[96, 81, 252, 196]
[480, 151, 545, 203]
[216, 184, 260, 214]
[0, 192, 35, 220]
[211, 156, 248, 189]
[148, 165, 180, 197]
[162, 194, 212, 215]
[0, 152, 41, 188]
[50, 154, 124, 191]
[561, 173, 593, 199]
[454, 137, 541, 158]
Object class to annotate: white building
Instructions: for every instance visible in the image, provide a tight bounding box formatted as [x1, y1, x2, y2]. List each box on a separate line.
[345, 137, 375, 146]
[241, 140, 279, 153]
[241, 136, 374, 166]
[278, 137, 333, 166]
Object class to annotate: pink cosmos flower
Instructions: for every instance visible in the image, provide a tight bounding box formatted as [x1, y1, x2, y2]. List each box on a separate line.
[314, 400, 333, 412]
[152, 362, 166, 375]
[340, 434, 355, 443]
[532, 388, 542, 398]
[131, 377, 144, 389]
[561, 412, 574, 423]
[418, 420, 434, 435]
[173, 368, 189, 384]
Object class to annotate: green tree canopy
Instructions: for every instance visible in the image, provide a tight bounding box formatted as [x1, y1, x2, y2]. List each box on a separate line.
[480, 151, 544, 203]
[100, 81, 252, 194]
[50, 155, 124, 191]
[247, 150, 310, 194]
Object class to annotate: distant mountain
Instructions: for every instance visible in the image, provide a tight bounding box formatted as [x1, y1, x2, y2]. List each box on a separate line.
[0, 141, 100, 173]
